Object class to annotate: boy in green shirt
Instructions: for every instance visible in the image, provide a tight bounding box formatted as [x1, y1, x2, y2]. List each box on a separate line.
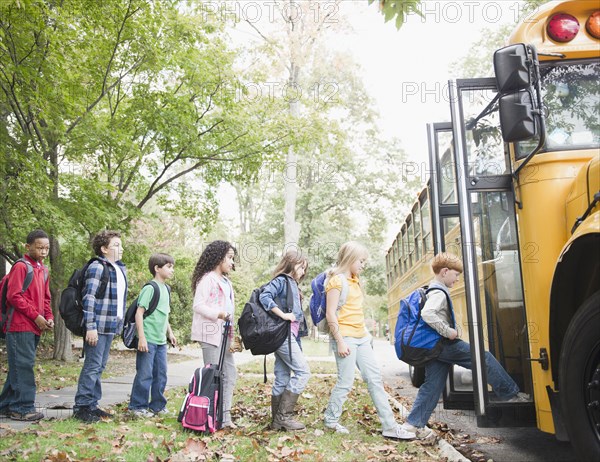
[129, 253, 177, 417]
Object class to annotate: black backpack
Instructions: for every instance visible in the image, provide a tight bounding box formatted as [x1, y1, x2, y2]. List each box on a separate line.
[122, 281, 170, 349]
[238, 275, 294, 380]
[59, 258, 109, 337]
[0, 258, 48, 339]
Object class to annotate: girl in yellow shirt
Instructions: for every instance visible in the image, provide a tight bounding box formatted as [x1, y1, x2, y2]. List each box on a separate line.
[323, 241, 414, 440]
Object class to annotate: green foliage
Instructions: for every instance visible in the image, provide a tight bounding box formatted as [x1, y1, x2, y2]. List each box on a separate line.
[368, 0, 423, 29]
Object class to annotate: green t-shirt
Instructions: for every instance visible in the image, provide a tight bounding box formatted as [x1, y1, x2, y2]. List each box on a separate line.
[137, 281, 170, 345]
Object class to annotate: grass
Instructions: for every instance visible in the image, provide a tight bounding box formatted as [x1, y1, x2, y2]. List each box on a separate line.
[0, 362, 440, 461]
[238, 356, 338, 375]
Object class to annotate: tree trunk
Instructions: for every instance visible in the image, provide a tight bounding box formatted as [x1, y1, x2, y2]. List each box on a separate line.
[283, 58, 301, 246]
[48, 143, 73, 361]
[50, 235, 73, 361]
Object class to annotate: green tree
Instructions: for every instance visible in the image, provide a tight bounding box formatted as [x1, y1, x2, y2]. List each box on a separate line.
[0, 0, 289, 359]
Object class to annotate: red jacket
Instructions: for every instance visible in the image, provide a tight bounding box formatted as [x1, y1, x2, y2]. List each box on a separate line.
[5, 255, 52, 335]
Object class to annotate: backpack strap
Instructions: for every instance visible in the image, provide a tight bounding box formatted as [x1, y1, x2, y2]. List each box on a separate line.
[338, 275, 349, 309]
[424, 286, 455, 328]
[142, 281, 162, 319]
[2, 259, 35, 333]
[85, 257, 110, 300]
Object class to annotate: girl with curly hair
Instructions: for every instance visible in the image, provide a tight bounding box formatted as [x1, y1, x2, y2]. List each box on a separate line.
[190, 240, 238, 428]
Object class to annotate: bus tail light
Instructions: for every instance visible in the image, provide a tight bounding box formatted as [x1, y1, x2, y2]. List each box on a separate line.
[586, 11, 600, 39]
[547, 13, 580, 42]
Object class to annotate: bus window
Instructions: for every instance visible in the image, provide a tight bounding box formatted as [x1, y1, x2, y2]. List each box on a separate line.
[462, 88, 509, 176]
[437, 130, 457, 205]
[413, 205, 421, 262]
[407, 218, 414, 268]
[395, 235, 400, 276]
[421, 199, 432, 253]
[396, 236, 402, 277]
[402, 226, 409, 272]
[516, 60, 600, 158]
[401, 228, 407, 274]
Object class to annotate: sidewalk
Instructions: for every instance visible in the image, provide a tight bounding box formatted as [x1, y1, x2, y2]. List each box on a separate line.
[0, 342, 257, 431]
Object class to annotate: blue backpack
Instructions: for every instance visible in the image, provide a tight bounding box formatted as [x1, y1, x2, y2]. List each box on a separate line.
[394, 286, 454, 367]
[309, 272, 349, 325]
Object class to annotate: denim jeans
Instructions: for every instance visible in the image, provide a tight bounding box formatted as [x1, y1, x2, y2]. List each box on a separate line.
[272, 335, 311, 396]
[0, 332, 40, 414]
[201, 336, 236, 425]
[407, 339, 520, 427]
[324, 335, 396, 432]
[129, 343, 168, 412]
[74, 333, 114, 411]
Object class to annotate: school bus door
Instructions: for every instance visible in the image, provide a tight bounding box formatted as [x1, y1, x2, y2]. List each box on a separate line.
[442, 77, 535, 426]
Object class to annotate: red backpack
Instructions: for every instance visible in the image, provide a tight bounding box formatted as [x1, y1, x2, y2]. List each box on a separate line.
[0, 258, 48, 338]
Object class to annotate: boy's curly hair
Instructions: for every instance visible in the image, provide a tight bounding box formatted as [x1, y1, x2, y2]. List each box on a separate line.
[191, 240, 237, 291]
[91, 230, 121, 257]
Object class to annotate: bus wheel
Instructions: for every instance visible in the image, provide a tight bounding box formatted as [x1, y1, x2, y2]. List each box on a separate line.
[559, 290, 600, 460]
[409, 365, 425, 388]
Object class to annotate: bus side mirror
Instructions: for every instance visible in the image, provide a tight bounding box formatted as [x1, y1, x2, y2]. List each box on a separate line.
[493, 44, 541, 143]
[494, 44, 531, 92]
[499, 90, 537, 142]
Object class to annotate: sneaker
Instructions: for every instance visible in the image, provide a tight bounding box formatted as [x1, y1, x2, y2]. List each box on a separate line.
[91, 408, 112, 418]
[0, 407, 10, 417]
[10, 411, 44, 422]
[152, 408, 170, 416]
[415, 426, 436, 440]
[383, 423, 416, 440]
[131, 408, 154, 418]
[221, 421, 238, 429]
[507, 392, 530, 403]
[324, 422, 350, 434]
[73, 407, 100, 423]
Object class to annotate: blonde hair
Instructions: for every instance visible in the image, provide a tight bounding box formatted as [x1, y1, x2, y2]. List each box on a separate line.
[328, 241, 369, 278]
[431, 252, 463, 274]
[272, 249, 308, 282]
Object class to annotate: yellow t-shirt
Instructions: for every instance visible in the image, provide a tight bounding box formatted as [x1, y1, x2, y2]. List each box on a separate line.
[326, 274, 366, 338]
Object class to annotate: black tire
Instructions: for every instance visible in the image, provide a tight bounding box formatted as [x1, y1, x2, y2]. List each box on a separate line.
[559, 290, 600, 460]
[409, 365, 426, 388]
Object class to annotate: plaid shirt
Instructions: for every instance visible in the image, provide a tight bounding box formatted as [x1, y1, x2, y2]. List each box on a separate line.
[82, 257, 128, 334]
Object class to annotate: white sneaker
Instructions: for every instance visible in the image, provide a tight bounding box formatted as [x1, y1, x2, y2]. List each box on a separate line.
[382, 423, 416, 440]
[324, 422, 350, 434]
[415, 426, 436, 440]
[153, 408, 170, 416]
[131, 409, 154, 418]
[507, 392, 530, 403]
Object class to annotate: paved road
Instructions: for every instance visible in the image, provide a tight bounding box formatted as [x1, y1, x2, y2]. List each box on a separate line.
[373, 339, 579, 462]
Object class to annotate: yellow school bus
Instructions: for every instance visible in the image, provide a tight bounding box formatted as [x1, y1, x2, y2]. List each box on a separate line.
[386, 2, 599, 459]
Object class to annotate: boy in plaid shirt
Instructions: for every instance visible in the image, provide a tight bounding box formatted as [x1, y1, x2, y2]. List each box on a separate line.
[73, 230, 127, 423]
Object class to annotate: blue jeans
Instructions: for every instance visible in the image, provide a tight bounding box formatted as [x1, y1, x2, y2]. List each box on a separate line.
[272, 335, 311, 396]
[324, 336, 396, 432]
[74, 333, 114, 411]
[129, 343, 168, 412]
[407, 339, 520, 427]
[0, 332, 40, 414]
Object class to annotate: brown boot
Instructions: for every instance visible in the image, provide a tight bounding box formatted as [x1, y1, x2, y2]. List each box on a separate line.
[271, 390, 305, 431]
[271, 394, 282, 425]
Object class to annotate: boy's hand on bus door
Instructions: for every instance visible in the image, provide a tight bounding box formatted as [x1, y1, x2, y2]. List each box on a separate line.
[337, 340, 351, 358]
[447, 328, 458, 340]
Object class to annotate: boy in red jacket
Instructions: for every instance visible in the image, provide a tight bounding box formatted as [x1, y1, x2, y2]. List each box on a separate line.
[0, 229, 53, 421]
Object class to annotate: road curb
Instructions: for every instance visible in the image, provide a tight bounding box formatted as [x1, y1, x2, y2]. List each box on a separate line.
[389, 396, 470, 462]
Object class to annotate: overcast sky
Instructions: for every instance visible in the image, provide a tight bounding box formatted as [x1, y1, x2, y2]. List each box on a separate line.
[218, 1, 526, 233]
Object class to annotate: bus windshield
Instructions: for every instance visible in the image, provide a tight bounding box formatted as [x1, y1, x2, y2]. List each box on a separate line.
[516, 60, 600, 158]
